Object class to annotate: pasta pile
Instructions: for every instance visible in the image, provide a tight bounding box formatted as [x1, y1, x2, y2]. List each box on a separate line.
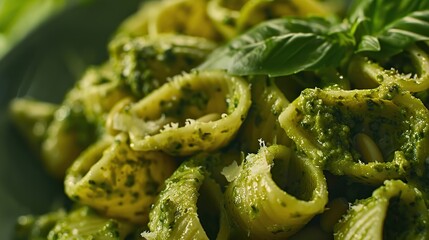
[10, 0, 429, 239]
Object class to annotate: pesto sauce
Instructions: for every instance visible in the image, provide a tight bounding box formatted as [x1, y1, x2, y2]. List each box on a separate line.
[110, 35, 216, 98]
[297, 89, 356, 165]
[295, 85, 428, 174]
[59, 104, 98, 148]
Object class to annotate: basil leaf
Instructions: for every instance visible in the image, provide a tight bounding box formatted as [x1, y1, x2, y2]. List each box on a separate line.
[349, 0, 429, 56]
[356, 35, 380, 52]
[199, 17, 353, 77]
[378, 10, 429, 56]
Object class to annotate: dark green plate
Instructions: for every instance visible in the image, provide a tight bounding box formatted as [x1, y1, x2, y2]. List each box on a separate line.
[0, 1, 141, 238]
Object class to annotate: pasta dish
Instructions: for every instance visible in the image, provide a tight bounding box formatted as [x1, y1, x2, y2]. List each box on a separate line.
[9, 0, 429, 239]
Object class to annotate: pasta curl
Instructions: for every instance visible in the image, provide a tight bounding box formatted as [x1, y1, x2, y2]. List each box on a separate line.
[109, 34, 217, 98]
[349, 45, 429, 93]
[109, 70, 251, 156]
[334, 180, 429, 240]
[143, 156, 231, 240]
[224, 145, 328, 239]
[238, 77, 292, 153]
[207, 0, 330, 39]
[65, 134, 177, 224]
[279, 83, 429, 184]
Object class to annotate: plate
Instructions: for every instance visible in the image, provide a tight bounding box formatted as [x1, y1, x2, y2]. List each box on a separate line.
[0, 0, 141, 238]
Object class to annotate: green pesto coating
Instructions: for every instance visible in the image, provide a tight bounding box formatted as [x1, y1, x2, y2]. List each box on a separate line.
[47, 206, 134, 240]
[109, 34, 217, 98]
[334, 180, 429, 240]
[143, 157, 230, 240]
[65, 134, 176, 224]
[224, 145, 328, 239]
[116, 70, 251, 156]
[279, 83, 429, 184]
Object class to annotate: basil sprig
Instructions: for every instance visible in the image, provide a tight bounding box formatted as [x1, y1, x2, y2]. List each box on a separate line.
[200, 17, 354, 77]
[350, 0, 429, 56]
[200, 0, 429, 77]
